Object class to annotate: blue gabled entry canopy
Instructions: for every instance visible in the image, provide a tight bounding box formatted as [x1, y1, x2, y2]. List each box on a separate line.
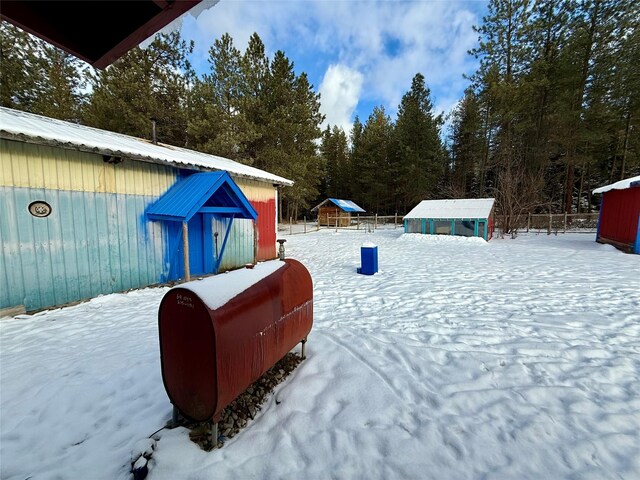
[146, 171, 257, 222]
[147, 171, 257, 278]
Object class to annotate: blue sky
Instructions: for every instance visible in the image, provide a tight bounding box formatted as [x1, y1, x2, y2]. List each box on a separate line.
[177, 0, 488, 133]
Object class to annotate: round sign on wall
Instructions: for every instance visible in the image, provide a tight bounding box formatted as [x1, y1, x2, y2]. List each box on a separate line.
[28, 201, 52, 218]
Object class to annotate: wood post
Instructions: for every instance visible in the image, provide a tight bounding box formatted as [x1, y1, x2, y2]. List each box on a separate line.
[357, 214, 360, 230]
[182, 221, 190, 281]
[527, 212, 531, 233]
[290, 217, 293, 235]
[548, 213, 552, 235]
[304, 216, 307, 234]
[374, 214, 378, 230]
[564, 213, 567, 234]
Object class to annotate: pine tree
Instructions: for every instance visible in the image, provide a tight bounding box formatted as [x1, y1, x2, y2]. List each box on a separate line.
[34, 46, 87, 122]
[320, 125, 350, 199]
[240, 33, 271, 167]
[0, 22, 45, 111]
[449, 89, 483, 197]
[188, 33, 260, 163]
[359, 106, 394, 213]
[1, 22, 85, 121]
[394, 73, 445, 211]
[259, 51, 324, 219]
[84, 32, 193, 146]
[349, 116, 365, 205]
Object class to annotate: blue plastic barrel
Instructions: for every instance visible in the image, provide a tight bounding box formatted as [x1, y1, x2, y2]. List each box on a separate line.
[357, 242, 378, 275]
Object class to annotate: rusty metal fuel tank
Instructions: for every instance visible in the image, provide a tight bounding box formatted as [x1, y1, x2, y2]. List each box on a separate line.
[158, 259, 313, 422]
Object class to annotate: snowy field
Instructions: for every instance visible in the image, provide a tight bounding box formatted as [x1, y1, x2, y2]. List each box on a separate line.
[1, 230, 639, 480]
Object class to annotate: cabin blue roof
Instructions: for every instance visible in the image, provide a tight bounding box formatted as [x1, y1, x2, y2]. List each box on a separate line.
[312, 198, 365, 213]
[146, 171, 257, 222]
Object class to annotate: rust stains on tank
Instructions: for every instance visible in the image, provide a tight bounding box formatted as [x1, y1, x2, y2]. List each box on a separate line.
[158, 259, 313, 422]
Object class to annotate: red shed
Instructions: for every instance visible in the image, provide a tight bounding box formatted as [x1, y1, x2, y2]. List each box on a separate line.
[593, 175, 640, 254]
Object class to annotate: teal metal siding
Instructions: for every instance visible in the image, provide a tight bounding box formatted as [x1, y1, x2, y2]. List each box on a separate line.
[216, 218, 254, 271]
[402, 217, 490, 240]
[0, 186, 167, 311]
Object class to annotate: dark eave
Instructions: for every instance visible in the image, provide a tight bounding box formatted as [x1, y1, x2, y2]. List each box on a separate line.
[0, 0, 202, 69]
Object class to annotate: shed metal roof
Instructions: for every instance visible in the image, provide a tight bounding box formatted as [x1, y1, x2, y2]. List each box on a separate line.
[0, 107, 293, 186]
[146, 171, 257, 222]
[593, 175, 640, 194]
[312, 198, 366, 213]
[404, 198, 495, 220]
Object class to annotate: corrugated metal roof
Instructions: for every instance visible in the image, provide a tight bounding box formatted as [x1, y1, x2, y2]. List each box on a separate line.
[593, 175, 640, 194]
[404, 198, 495, 219]
[0, 107, 293, 186]
[329, 198, 366, 212]
[146, 171, 257, 222]
[311, 198, 365, 212]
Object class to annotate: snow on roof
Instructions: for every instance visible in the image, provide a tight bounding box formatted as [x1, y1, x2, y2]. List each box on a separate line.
[311, 198, 365, 212]
[329, 198, 366, 213]
[0, 107, 293, 186]
[404, 198, 495, 220]
[592, 175, 640, 194]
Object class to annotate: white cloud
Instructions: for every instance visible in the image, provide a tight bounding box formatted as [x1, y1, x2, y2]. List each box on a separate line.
[318, 64, 364, 133]
[182, 0, 483, 121]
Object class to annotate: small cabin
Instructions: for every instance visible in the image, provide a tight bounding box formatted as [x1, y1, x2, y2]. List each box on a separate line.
[593, 175, 640, 254]
[312, 198, 365, 227]
[404, 198, 495, 240]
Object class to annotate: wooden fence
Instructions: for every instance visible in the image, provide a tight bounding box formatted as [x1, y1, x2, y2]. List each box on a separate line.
[327, 214, 401, 231]
[280, 212, 600, 236]
[278, 214, 403, 235]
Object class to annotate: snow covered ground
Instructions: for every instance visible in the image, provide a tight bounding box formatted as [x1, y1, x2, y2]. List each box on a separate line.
[1, 230, 639, 479]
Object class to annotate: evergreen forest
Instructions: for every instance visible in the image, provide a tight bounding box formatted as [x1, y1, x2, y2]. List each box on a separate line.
[2, 0, 639, 228]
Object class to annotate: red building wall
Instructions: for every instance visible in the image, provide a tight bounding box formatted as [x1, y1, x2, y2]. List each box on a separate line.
[598, 187, 640, 249]
[252, 198, 277, 261]
[235, 178, 278, 262]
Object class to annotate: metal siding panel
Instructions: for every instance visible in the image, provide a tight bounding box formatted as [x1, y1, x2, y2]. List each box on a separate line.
[213, 217, 253, 271]
[136, 195, 151, 285]
[115, 193, 132, 290]
[83, 192, 104, 298]
[235, 178, 274, 202]
[0, 223, 8, 308]
[45, 189, 74, 304]
[106, 194, 122, 292]
[11, 141, 29, 187]
[2, 191, 260, 311]
[70, 190, 93, 298]
[128, 196, 142, 287]
[93, 193, 112, 294]
[1, 185, 168, 311]
[235, 179, 277, 261]
[55, 145, 72, 191]
[21, 188, 54, 308]
[0, 187, 26, 308]
[600, 189, 640, 245]
[253, 198, 277, 260]
[1, 139, 178, 195]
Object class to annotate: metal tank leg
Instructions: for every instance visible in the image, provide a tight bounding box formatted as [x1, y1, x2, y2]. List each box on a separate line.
[172, 406, 180, 426]
[211, 422, 218, 448]
[301, 337, 307, 359]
